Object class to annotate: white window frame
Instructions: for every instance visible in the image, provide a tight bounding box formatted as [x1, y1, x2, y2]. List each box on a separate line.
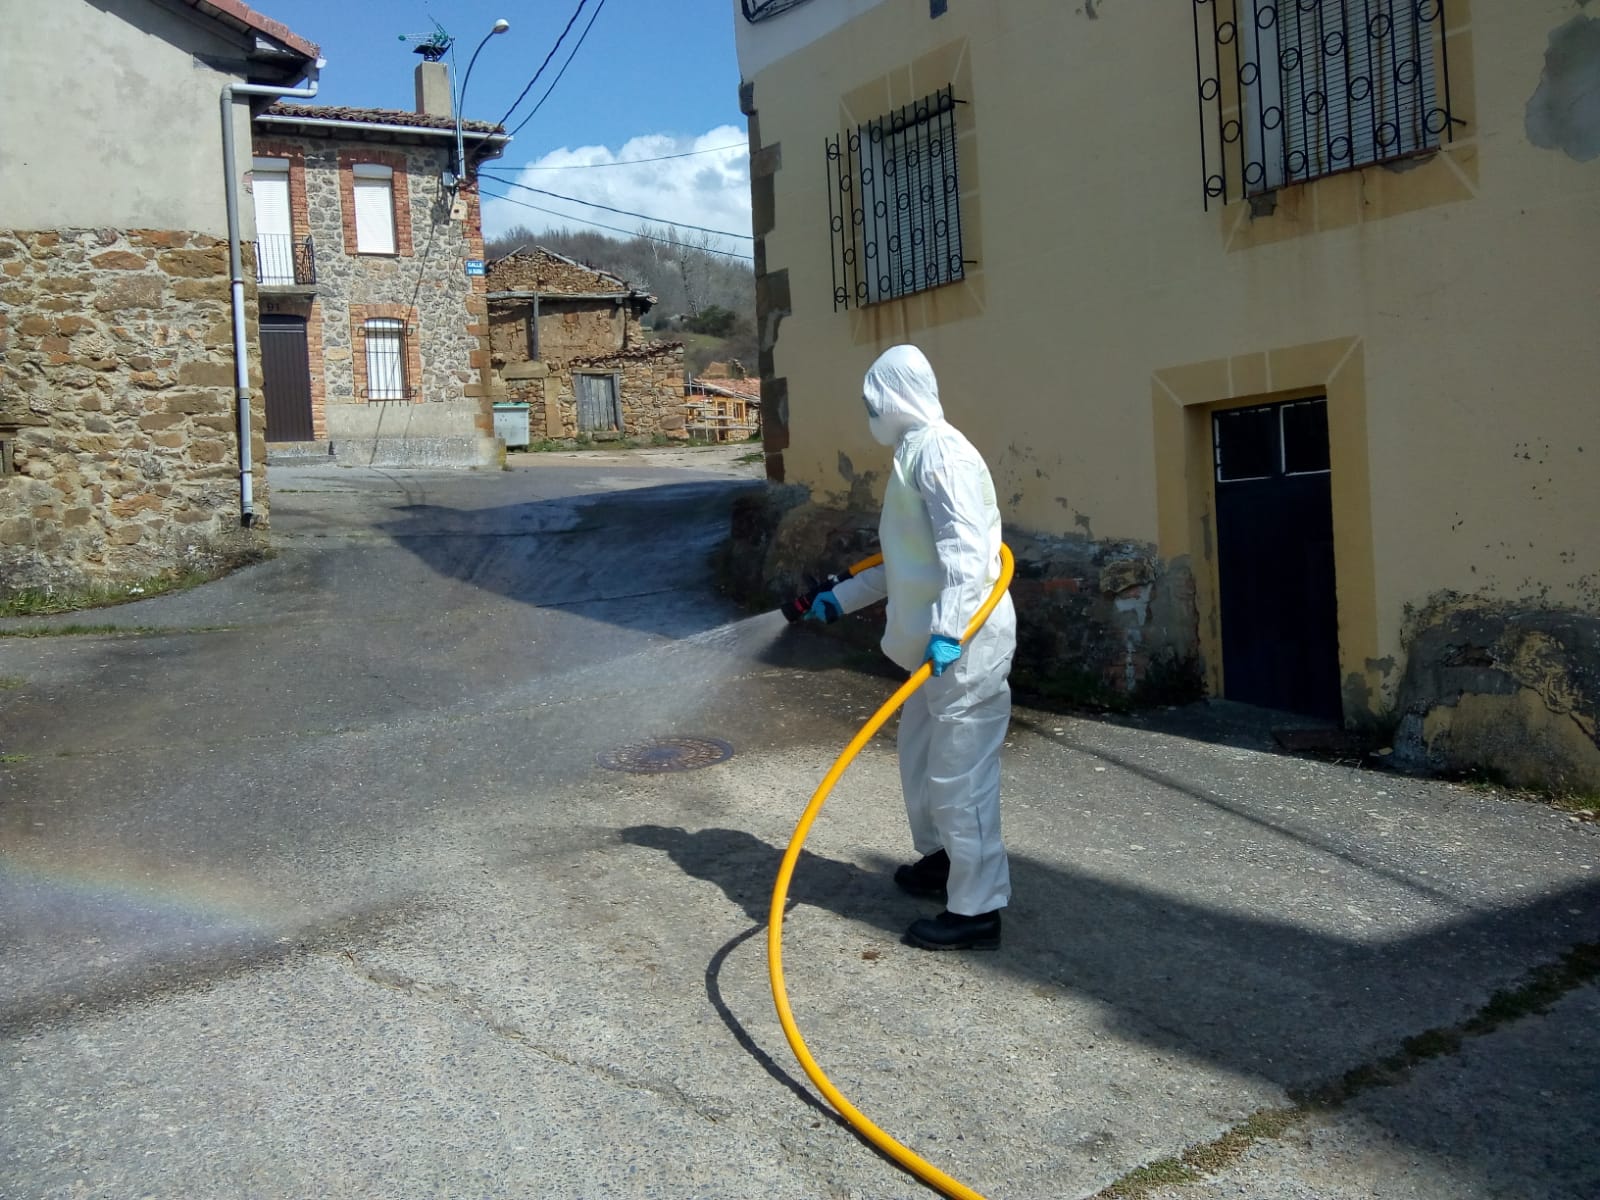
[364, 318, 408, 400]
[351, 163, 398, 255]
[251, 156, 294, 285]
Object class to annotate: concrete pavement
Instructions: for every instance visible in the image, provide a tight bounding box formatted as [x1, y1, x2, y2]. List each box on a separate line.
[1, 452, 1595, 1199]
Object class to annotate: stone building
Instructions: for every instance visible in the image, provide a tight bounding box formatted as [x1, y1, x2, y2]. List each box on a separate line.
[250, 64, 510, 468]
[0, 0, 318, 596]
[685, 365, 761, 442]
[486, 249, 687, 442]
[733, 1, 1600, 790]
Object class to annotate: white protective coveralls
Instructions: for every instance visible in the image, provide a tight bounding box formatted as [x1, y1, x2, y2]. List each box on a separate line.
[829, 345, 1017, 917]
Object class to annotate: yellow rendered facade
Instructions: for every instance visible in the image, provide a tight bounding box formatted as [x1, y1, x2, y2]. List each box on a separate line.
[742, 0, 1600, 719]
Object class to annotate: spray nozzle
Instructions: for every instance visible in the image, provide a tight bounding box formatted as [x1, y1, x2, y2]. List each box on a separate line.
[780, 568, 853, 624]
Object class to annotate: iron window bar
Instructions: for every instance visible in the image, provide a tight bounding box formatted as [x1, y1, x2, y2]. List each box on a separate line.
[741, 0, 815, 22]
[826, 85, 973, 312]
[253, 235, 316, 286]
[1191, 0, 1460, 210]
[363, 318, 411, 402]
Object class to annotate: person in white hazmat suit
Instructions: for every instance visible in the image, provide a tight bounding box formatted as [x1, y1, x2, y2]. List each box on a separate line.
[803, 344, 1017, 951]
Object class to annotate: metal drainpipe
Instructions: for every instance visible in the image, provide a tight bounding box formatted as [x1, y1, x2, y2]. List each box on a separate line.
[220, 65, 322, 526]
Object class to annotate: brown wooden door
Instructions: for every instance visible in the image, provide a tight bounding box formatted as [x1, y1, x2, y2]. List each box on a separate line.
[261, 315, 314, 442]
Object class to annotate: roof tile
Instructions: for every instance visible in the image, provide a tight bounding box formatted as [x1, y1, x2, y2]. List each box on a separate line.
[262, 103, 505, 135]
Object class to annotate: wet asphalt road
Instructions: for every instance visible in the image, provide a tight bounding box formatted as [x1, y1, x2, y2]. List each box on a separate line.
[1, 453, 1597, 1200]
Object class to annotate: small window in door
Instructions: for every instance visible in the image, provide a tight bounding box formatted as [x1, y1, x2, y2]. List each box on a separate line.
[352, 164, 397, 255]
[1281, 399, 1331, 475]
[1215, 397, 1331, 482]
[1214, 405, 1279, 482]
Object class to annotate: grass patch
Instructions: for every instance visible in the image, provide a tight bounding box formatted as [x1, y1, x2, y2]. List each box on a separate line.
[1097, 1158, 1202, 1197]
[0, 549, 271, 617]
[0, 676, 24, 690]
[520, 434, 739, 453]
[1100, 942, 1600, 1197]
[1096, 1107, 1300, 1199]
[1447, 767, 1599, 816]
[0, 623, 234, 639]
[1013, 664, 1134, 714]
[0, 623, 158, 639]
[0, 753, 29, 764]
[1132, 650, 1207, 708]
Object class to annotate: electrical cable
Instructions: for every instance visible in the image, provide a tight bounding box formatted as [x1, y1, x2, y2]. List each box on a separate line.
[478, 173, 753, 242]
[506, 143, 747, 170]
[768, 545, 1016, 1200]
[487, 0, 589, 132]
[478, 187, 754, 261]
[505, 0, 609, 139]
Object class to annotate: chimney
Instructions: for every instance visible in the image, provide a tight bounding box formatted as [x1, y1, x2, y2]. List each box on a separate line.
[415, 60, 452, 118]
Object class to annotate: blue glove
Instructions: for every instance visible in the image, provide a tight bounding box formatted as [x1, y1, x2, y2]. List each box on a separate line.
[804, 591, 842, 623]
[926, 635, 962, 676]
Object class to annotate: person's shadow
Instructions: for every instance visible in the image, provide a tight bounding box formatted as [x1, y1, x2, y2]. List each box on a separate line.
[621, 822, 1600, 1198]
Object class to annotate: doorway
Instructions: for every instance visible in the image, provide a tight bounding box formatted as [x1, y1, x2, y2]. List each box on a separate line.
[576, 373, 621, 434]
[1212, 396, 1342, 720]
[261, 314, 314, 442]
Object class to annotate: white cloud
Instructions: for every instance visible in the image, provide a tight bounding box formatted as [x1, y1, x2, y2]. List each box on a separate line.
[480, 126, 753, 258]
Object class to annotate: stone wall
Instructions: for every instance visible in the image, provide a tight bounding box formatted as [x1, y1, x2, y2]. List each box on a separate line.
[499, 342, 688, 442]
[0, 228, 263, 596]
[718, 490, 1203, 708]
[488, 297, 641, 364]
[487, 248, 629, 295]
[1393, 596, 1600, 793]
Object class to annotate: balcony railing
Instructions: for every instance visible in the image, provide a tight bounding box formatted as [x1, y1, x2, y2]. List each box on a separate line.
[253, 234, 316, 286]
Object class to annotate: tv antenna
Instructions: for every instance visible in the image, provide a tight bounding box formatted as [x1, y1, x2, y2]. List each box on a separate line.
[398, 19, 453, 61]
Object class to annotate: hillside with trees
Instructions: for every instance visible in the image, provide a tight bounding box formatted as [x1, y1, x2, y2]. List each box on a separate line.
[484, 224, 757, 374]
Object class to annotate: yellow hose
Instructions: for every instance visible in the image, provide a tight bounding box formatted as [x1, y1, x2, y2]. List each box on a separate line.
[767, 544, 1015, 1200]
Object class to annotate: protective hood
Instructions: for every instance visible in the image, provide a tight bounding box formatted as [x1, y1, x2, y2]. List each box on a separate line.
[863, 344, 944, 446]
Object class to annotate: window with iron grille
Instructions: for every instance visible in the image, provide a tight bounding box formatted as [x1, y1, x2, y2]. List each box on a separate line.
[825, 86, 970, 311]
[364, 318, 408, 400]
[1192, 1, 1459, 207]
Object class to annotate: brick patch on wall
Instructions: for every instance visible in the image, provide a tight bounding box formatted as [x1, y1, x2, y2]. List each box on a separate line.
[350, 303, 423, 403]
[337, 148, 413, 257]
[251, 138, 310, 242]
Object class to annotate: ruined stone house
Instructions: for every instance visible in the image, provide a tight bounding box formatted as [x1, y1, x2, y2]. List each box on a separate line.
[249, 55, 510, 469]
[486, 249, 687, 442]
[735, 1, 1600, 791]
[685, 365, 761, 442]
[0, 0, 318, 595]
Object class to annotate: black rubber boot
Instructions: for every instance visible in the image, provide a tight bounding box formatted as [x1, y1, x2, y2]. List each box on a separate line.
[893, 849, 950, 899]
[905, 909, 1002, 951]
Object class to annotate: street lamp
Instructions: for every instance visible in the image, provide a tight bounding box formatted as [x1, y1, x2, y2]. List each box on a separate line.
[452, 18, 510, 188]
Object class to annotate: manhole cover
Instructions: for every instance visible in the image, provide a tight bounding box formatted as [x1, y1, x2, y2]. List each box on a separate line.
[597, 736, 734, 774]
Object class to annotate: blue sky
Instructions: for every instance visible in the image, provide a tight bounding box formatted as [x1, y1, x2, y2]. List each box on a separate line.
[261, 0, 753, 252]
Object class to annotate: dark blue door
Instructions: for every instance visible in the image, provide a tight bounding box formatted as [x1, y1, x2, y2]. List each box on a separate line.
[1213, 397, 1342, 721]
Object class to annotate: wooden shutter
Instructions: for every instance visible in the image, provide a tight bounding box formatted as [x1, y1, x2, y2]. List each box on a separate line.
[352, 165, 397, 255]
